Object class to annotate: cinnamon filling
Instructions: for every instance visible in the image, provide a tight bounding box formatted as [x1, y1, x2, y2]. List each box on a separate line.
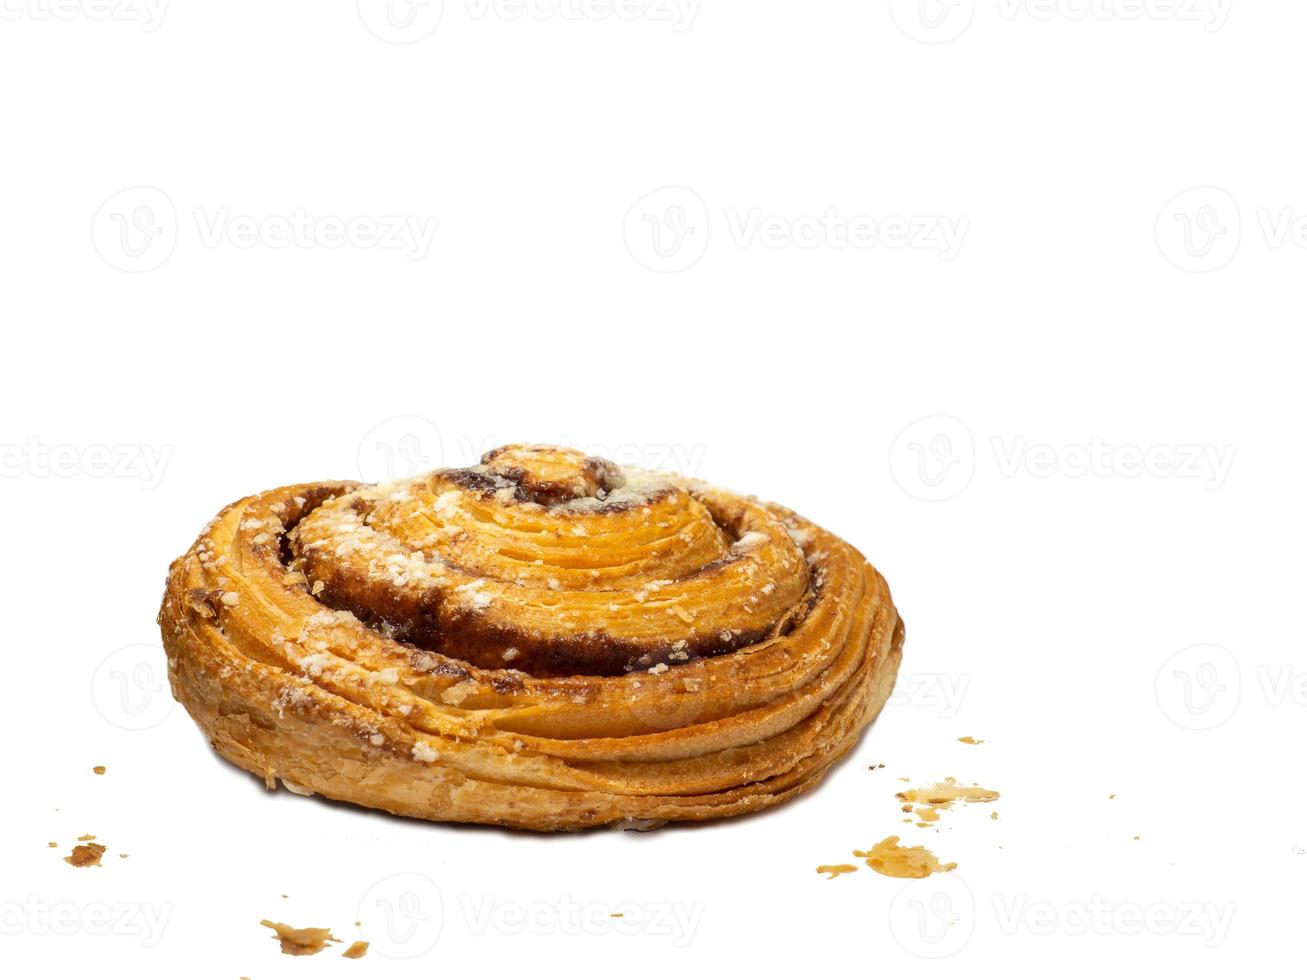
[279, 445, 812, 677]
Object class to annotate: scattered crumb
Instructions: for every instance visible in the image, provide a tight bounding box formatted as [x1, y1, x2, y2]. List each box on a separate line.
[342, 941, 369, 959]
[64, 843, 107, 868]
[1109, 794, 1116, 800]
[911, 805, 941, 826]
[77, 834, 97, 842]
[610, 912, 625, 918]
[893, 777, 1000, 829]
[897, 777, 911, 782]
[957, 736, 984, 745]
[47, 842, 57, 849]
[990, 811, 999, 820]
[855, 837, 956, 878]
[260, 920, 341, 956]
[897, 777, 999, 808]
[867, 763, 885, 770]
[1133, 835, 1141, 841]
[816, 864, 859, 879]
[93, 766, 106, 775]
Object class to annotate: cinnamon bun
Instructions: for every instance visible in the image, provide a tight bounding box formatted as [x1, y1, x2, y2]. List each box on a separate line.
[159, 445, 902, 831]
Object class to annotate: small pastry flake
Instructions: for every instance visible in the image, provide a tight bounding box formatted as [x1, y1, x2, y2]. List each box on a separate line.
[260, 920, 340, 956]
[64, 843, 107, 868]
[855, 837, 957, 879]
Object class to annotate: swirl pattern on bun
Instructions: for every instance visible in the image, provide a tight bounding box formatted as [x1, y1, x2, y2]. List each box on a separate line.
[159, 445, 902, 830]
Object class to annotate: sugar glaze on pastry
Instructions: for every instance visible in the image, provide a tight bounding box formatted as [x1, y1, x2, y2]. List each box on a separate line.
[159, 445, 903, 831]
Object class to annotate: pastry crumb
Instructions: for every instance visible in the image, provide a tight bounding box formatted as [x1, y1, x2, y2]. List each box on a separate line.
[260, 919, 341, 956]
[957, 736, 984, 745]
[892, 777, 1001, 830]
[93, 765, 106, 774]
[897, 777, 999, 808]
[64, 843, 107, 868]
[342, 940, 369, 959]
[854, 836, 956, 878]
[816, 864, 858, 879]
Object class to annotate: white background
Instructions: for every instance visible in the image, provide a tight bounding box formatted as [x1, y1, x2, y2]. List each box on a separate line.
[1, 0, 1301, 975]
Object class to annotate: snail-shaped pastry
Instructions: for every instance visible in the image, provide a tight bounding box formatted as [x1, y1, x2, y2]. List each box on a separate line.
[159, 445, 902, 830]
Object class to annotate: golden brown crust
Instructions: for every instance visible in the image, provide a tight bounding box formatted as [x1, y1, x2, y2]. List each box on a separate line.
[158, 445, 902, 831]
